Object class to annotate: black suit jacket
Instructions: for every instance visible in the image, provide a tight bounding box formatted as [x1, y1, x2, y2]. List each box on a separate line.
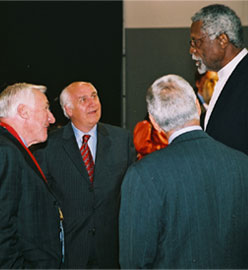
[35, 122, 136, 269]
[119, 130, 248, 269]
[206, 53, 248, 155]
[0, 127, 62, 269]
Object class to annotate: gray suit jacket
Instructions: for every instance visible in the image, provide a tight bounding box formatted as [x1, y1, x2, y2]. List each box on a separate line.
[35, 122, 136, 269]
[119, 130, 248, 269]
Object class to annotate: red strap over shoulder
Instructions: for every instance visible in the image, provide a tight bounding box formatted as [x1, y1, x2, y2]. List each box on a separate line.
[0, 121, 47, 183]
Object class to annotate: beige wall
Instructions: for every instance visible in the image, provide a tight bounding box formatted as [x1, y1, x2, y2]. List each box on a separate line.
[124, 1, 248, 28]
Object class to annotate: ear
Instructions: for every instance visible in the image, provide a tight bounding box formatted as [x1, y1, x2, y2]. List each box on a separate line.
[64, 105, 72, 118]
[149, 113, 163, 133]
[195, 98, 201, 117]
[17, 104, 29, 119]
[217, 33, 229, 48]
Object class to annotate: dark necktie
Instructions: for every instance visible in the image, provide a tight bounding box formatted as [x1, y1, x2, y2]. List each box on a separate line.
[80, 134, 94, 183]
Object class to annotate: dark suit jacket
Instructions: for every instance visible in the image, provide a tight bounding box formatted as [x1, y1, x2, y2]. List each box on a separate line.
[0, 127, 62, 269]
[119, 130, 248, 269]
[206, 53, 248, 155]
[35, 122, 136, 269]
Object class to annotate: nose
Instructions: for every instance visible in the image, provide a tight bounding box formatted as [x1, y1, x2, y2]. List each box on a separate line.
[89, 96, 98, 106]
[48, 110, 56, 124]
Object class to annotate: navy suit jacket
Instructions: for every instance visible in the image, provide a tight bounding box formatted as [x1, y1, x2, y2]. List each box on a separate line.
[0, 127, 62, 269]
[206, 53, 248, 155]
[119, 130, 248, 269]
[35, 122, 136, 269]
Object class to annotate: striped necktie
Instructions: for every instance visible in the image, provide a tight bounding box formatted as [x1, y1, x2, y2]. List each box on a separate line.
[80, 134, 94, 183]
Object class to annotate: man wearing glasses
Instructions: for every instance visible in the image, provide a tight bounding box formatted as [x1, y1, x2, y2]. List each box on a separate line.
[189, 4, 248, 155]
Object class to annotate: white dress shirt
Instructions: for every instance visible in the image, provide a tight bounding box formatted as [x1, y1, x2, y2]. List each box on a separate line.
[71, 122, 97, 161]
[204, 48, 248, 130]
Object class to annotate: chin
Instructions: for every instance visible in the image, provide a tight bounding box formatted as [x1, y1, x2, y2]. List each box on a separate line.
[198, 66, 207, 74]
[39, 133, 48, 143]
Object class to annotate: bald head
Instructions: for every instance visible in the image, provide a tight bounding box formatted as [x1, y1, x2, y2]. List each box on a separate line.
[60, 81, 101, 132]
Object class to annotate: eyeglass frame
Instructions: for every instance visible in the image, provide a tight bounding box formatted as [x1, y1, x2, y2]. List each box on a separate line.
[189, 33, 216, 49]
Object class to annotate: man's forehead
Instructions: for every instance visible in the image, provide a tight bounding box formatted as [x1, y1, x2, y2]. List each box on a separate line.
[70, 82, 97, 94]
[191, 20, 203, 35]
[209, 72, 218, 77]
[33, 88, 46, 98]
[30, 91, 48, 109]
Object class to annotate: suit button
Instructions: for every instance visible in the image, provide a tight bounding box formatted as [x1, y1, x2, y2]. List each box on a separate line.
[88, 228, 96, 235]
[88, 185, 94, 192]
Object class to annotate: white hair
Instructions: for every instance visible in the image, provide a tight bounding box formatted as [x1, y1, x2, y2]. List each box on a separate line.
[0, 83, 47, 118]
[59, 86, 72, 119]
[146, 74, 199, 132]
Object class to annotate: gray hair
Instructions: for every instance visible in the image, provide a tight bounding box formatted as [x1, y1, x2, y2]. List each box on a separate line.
[60, 86, 73, 119]
[191, 4, 243, 48]
[146, 74, 199, 133]
[0, 83, 47, 118]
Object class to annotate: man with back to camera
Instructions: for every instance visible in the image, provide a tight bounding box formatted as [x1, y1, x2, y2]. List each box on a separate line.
[119, 74, 248, 269]
[0, 83, 64, 268]
[189, 4, 248, 155]
[35, 81, 136, 269]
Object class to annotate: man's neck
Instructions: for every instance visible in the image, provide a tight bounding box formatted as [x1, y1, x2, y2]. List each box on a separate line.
[0, 117, 29, 146]
[220, 46, 242, 70]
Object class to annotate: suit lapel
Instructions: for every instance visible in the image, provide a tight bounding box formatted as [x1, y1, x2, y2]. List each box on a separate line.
[61, 123, 89, 181]
[94, 123, 112, 180]
[208, 54, 248, 126]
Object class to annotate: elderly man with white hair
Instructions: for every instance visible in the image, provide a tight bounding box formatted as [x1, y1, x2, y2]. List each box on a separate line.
[0, 83, 64, 269]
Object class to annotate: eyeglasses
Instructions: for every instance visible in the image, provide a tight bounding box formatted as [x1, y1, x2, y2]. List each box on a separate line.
[189, 35, 207, 48]
[189, 33, 216, 49]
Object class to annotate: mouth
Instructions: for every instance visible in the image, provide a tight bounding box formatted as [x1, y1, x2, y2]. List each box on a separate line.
[192, 54, 207, 74]
[192, 55, 202, 67]
[88, 109, 98, 115]
[195, 60, 201, 67]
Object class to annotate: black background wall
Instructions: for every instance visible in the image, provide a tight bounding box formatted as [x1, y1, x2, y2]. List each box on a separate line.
[0, 1, 123, 127]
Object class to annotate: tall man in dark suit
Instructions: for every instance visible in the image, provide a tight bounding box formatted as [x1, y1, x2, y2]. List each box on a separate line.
[0, 83, 63, 268]
[35, 81, 136, 269]
[190, 4, 248, 155]
[119, 74, 248, 269]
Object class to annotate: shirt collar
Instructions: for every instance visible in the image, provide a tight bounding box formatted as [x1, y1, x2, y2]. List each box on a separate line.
[218, 48, 248, 80]
[71, 122, 97, 145]
[169, 125, 202, 144]
[20, 135, 28, 147]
